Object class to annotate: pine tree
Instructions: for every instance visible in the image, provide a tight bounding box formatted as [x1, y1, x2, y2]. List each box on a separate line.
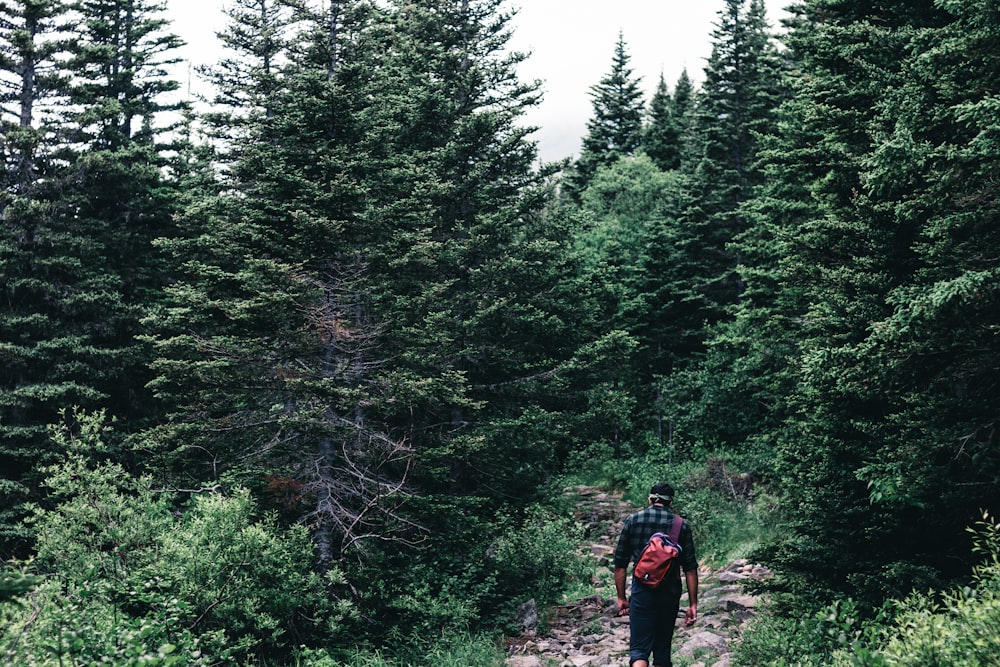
[145, 0, 416, 570]
[0, 0, 68, 190]
[196, 0, 295, 149]
[0, 0, 182, 556]
[639, 0, 784, 450]
[0, 0, 74, 555]
[678, 0, 785, 323]
[729, 0, 958, 607]
[642, 69, 693, 172]
[370, 0, 604, 501]
[564, 31, 644, 200]
[838, 0, 1000, 592]
[54, 0, 185, 427]
[146, 0, 595, 579]
[642, 73, 674, 171]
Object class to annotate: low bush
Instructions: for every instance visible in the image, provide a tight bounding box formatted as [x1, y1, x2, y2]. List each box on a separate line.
[296, 632, 506, 666]
[489, 504, 591, 610]
[832, 511, 1000, 667]
[733, 512, 1000, 667]
[732, 597, 874, 667]
[0, 411, 346, 665]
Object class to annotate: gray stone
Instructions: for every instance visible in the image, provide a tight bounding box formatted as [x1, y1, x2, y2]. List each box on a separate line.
[717, 594, 757, 612]
[678, 631, 728, 657]
[506, 657, 543, 667]
[515, 599, 539, 632]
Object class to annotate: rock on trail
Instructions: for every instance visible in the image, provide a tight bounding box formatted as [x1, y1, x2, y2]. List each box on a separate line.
[505, 486, 770, 667]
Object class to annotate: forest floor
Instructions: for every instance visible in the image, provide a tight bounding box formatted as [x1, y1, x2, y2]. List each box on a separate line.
[504, 486, 770, 667]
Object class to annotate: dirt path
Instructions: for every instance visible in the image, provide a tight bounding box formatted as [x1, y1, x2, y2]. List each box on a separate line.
[505, 486, 769, 667]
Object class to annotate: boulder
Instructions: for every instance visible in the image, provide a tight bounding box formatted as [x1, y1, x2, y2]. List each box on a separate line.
[677, 630, 728, 657]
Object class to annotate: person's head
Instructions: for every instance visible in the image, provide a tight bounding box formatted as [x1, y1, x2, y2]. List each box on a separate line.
[648, 482, 674, 506]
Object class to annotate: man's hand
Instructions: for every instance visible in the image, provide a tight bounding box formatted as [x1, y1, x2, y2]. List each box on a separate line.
[613, 566, 629, 616]
[685, 602, 698, 626]
[684, 569, 699, 626]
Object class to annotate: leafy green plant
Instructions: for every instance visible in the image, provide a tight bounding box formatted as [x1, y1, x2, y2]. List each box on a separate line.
[489, 504, 592, 611]
[735, 513, 1000, 667]
[831, 511, 1000, 667]
[732, 598, 870, 667]
[301, 632, 506, 666]
[0, 577, 221, 667]
[1, 410, 347, 665]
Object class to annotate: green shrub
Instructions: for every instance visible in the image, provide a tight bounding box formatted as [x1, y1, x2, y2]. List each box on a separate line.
[489, 504, 591, 610]
[351, 499, 590, 647]
[734, 513, 1000, 667]
[732, 598, 870, 667]
[831, 511, 1000, 667]
[1, 410, 347, 665]
[0, 577, 222, 666]
[297, 632, 506, 666]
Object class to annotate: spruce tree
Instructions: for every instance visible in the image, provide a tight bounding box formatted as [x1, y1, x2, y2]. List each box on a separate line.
[642, 73, 675, 171]
[836, 0, 1000, 593]
[564, 31, 644, 200]
[640, 0, 783, 448]
[54, 0, 184, 428]
[147, 0, 595, 575]
[370, 0, 604, 501]
[642, 69, 693, 172]
[196, 0, 295, 149]
[728, 0, 958, 607]
[0, 0, 182, 556]
[145, 0, 412, 571]
[678, 0, 784, 323]
[0, 0, 73, 554]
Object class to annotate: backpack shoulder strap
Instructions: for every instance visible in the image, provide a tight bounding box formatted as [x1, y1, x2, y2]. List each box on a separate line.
[668, 515, 683, 544]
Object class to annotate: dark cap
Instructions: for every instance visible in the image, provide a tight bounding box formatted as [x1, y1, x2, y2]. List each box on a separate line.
[649, 482, 674, 504]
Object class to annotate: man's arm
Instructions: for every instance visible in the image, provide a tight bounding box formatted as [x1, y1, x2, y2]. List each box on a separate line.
[684, 569, 699, 626]
[614, 566, 629, 615]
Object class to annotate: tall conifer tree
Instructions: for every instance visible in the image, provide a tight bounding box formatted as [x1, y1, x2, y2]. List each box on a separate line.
[678, 0, 784, 323]
[147, 0, 595, 584]
[642, 69, 693, 172]
[371, 0, 602, 502]
[145, 0, 416, 571]
[564, 32, 644, 200]
[0, 0, 73, 554]
[0, 0, 182, 555]
[726, 0, 958, 607]
[829, 0, 1000, 595]
[644, 0, 783, 447]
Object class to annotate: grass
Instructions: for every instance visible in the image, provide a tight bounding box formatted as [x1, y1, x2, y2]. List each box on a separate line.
[294, 632, 508, 666]
[307, 447, 787, 667]
[560, 447, 785, 569]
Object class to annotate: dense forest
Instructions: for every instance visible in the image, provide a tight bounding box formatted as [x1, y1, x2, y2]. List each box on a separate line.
[1, 0, 998, 665]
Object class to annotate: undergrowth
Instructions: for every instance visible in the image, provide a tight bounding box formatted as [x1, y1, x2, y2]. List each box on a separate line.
[561, 445, 783, 568]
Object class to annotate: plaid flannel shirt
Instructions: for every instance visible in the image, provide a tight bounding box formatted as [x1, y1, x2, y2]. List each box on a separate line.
[612, 505, 698, 575]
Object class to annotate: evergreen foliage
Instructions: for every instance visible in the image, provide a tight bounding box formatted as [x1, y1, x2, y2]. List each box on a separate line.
[732, 0, 978, 608]
[564, 31, 645, 200]
[3, 0, 1000, 662]
[675, 0, 785, 328]
[633, 0, 785, 446]
[642, 69, 694, 172]
[0, 0, 182, 557]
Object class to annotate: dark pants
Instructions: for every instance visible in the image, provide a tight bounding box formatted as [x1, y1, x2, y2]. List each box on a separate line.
[629, 577, 681, 667]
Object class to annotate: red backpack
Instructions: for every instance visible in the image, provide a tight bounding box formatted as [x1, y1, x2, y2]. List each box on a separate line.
[633, 517, 684, 588]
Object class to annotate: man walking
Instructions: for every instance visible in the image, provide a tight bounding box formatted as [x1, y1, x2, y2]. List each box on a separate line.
[613, 482, 698, 667]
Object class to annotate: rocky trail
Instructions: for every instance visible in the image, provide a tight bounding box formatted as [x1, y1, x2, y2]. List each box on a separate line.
[505, 486, 770, 667]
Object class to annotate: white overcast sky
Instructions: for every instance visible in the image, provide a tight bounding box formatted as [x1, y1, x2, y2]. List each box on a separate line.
[167, 0, 791, 163]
